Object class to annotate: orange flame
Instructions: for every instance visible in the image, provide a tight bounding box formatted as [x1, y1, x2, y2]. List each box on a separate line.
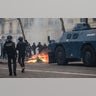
[27, 52, 49, 63]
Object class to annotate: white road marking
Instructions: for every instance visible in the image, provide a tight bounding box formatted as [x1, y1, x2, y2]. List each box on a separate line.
[0, 67, 96, 77]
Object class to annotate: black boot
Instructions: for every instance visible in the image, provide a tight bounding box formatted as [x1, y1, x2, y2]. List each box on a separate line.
[9, 73, 12, 76]
[21, 67, 25, 73]
[14, 72, 17, 76]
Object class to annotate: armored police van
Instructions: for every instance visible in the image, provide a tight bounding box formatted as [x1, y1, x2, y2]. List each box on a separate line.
[48, 23, 96, 66]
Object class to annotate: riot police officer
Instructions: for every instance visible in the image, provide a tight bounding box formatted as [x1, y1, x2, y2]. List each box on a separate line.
[37, 42, 43, 53]
[3, 35, 17, 76]
[16, 37, 27, 73]
[32, 42, 36, 55]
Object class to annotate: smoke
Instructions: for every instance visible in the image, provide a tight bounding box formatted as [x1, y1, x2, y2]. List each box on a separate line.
[25, 18, 63, 45]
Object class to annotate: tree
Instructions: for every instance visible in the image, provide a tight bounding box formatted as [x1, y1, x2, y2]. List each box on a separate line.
[17, 18, 26, 41]
[59, 18, 65, 32]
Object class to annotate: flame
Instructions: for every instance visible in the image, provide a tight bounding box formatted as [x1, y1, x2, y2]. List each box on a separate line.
[27, 52, 49, 63]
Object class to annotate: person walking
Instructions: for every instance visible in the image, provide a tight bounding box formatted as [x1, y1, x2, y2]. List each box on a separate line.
[32, 42, 36, 55]
[3, 35, 17, 76]
[26, 44, 32, 57]
[43, 43, 48, 50]
[37, 42, 43, 53]
[16, 37, 27, 73]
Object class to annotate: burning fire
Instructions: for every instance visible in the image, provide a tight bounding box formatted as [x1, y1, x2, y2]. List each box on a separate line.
[27, 52, 49, 63]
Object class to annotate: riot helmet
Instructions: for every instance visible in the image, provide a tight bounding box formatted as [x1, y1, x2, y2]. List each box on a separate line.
[18, 37, 23, 41]
[7, 35, 13, 41]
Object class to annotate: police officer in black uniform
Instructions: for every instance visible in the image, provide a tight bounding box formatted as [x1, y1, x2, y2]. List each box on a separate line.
[16, 37, 27, 73]
[3, 35, 17, 76]
[37, 42, 43, 53]
[32, 42, 36, 55]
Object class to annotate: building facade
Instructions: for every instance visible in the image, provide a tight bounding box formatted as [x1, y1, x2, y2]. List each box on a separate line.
[64, 18, 96, 31]
[0, 18, 96, 46]
[0, 18, 63, 45]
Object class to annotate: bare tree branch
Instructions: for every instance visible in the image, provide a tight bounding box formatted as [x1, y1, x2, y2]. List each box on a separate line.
[17, 18, 26, 41]
[59, 18, 65, 32]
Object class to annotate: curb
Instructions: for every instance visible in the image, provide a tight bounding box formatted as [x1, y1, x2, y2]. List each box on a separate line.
[0, 62, 7, 64]
[0, 59, 7, 64]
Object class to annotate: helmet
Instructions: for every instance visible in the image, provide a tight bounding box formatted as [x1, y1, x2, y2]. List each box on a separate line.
[18, 37, 23, 41]
[7, 35, 12, 40]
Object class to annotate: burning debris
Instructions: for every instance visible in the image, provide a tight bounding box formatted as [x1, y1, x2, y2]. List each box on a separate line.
[27, 51, 49, 63]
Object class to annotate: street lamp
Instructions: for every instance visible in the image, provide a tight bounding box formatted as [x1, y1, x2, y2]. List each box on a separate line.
[17, 18, 26, 41]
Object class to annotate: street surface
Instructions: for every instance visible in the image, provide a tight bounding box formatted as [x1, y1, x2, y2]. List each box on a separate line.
[0, 62, 96, 78]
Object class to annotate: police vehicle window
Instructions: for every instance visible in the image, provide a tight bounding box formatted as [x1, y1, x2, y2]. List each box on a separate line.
[77, 24, 81, 29]
[67, 34, 72, 39]
[73, 24, 82, 31]
[72, 33, 79, 39]
[83, 23, 90, 29]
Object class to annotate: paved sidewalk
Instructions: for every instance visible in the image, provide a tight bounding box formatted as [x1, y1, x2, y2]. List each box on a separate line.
[0, 58, 28, 64]
[0, 58, 7, 64]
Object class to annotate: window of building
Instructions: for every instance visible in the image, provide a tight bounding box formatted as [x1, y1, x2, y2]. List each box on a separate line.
[80, 18, 88, 23]
[17, 22, 20, 33]
[9, 22, 12, 33]
[93, 18, 96, 22]
[1, 23, 5, 34]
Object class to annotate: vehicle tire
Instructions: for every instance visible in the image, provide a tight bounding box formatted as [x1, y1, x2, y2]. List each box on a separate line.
[55, 46, 68, 65]
[82, 45, 96, 67]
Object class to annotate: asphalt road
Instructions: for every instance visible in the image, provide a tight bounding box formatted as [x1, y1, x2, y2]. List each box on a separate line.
[0, 62, 96, 78]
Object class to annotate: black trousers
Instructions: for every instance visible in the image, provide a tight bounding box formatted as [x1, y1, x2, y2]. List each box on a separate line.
[8, 56, 16, 74]
[18, 54, 25, 68]
[33, 49, 36, 55]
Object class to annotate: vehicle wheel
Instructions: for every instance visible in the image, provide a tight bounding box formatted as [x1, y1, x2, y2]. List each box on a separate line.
[55, 46, 68, 65]
[82, 45, 96, 66]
